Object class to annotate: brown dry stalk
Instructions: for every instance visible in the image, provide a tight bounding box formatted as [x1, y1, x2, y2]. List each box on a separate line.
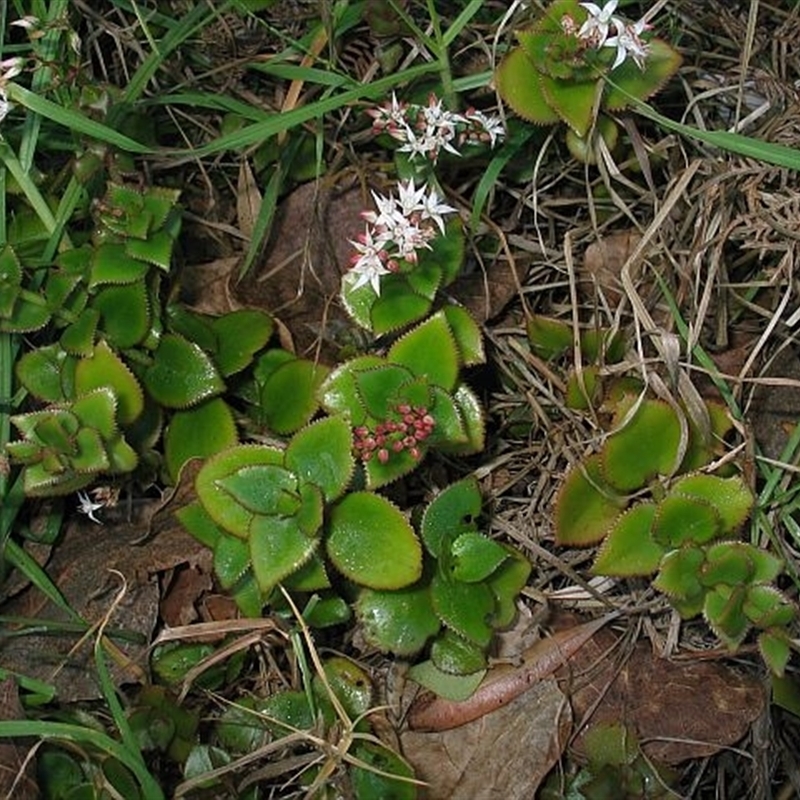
[407, 612, 618, 732]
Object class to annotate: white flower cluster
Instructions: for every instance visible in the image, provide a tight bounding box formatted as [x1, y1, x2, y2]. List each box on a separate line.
[367, 93, 505, 163]
[348, 180, 457, 295]
[576, 1, 651, 70]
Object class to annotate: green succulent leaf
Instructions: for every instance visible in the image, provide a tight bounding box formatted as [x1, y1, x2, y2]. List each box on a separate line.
[668, 473, 753, 534]
[302, 594, 351, 628]
[60, 309, 100, 356]
[431, 629, 487, 675]
[125, 228, 174, 270]
[652, 494, 721, 547]
[703, 541, 783, 586]
[431, 574, 494, 647]
[195, 445, 285, 538]
[407, 660, 486, 702]
[164, 398, 238, 482]
[143, 333, 225, 409]
[388, 311, 460, 390]
[363, 446, 422, 490]
[326, 492, 422, 589]
[93, 281, 151, 349]
[1, 292, 52, 333]
[211, 309, 274, 377]
[90, 242, 149, 287]
[447, 383, 486, 454]
[370, 279, 433, 334]
[540, 73, 599, 137]
[443, 305, 485, 366]
[340, 273, 377, 330]
[653, 546, 705, 604]
[604, 39, 683, 111]
[284, 415, 355, 502]
[249, 515, 319, 594]
[744, 585, 795, 629]
[356, 364, 414, 420]
[74, 340, 144, 425]
[317, 355, 384, 422]
[217, 464, 300, 517]
[213, 532, 252, 590]
[16, 345, 69, 402]
[260, 358, 328, 435]
[356, 584, 441, 656]
[487, 546, 532, 628]
[703, 585, 750, 649]
[177, 501, 224, 550]
[449, 532, 509, 583]
[565, 365, 600, 410]
[421, 476, 483, 559]
[496, 47, 561, 126]
[603, 398, 682, 491]
[592, 503, 664, 576]
[759, 630, 792, 677]
[554, 454, 626, 546]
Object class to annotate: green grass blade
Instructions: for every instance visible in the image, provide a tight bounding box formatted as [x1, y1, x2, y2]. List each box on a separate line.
[443, 0, 485, 47]
[5, 83, 153, 154]
[175, 62, 438, 158]
[0, 721, 165, 800]
[0, 139, 60, 233]
[629, 97, 800, 171]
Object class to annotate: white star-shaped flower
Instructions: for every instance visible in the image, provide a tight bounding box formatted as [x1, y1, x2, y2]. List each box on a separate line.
[77, 490, 104, 524]
[605, 18, 650, 70]
[578, 1, 622, 47]
[348, 227, 392, 295]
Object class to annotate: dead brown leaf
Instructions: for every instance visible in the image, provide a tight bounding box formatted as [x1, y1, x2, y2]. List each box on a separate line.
[581, 230, 642, 304]
[402, 678, 570, 800]
[232, 177, 366, 359]
[0, 491, 212, 701]
[563, 629, 766, 764]
[0, 679, 38, 800]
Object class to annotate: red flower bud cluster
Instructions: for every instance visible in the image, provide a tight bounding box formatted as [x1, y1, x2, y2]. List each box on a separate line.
[352, 403, 436, 465]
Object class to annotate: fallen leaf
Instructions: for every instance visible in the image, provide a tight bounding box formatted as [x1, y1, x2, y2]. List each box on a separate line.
[407, 614, 616, 732]
[0, 489, 212, 701]
[160, 565, 212, 628]
[581, 229, 642, 304]
[402, 677, 570, 800]
[563, 629, 766, 764]
[0, 679, 38, 800]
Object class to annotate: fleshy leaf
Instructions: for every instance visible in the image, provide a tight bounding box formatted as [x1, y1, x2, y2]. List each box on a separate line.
[211, 309, 274, 377]
[388, 311, 460, 390]
[214, 532, 252, 590]
[195, 445, 285, 538]
[370, 279, 432, 334]
[356, 364, 413, 420]
[249, 515, 318, 594]
[703, 541, 783, 586]
[356, 585, 441, 656]
[125, 228, 174, 270]
[443, 305, 485, 366]
[744, 585, 795, 629]
[652, 494, 721, 547]
[431, 630, 487, 675]
[759, 630, 792, 677]
[447, 384, 486, 454]
[496, 47, 561, 125]
[430, 574, 494, 647]
[261, 359, 328, 435]
[349, 741, 417, 800]
[164, 398, 238, 482]
[93, 281, 151, 349]
[0, 245, 22, 317]
[60, 308, 100, 355]
[449, 532, 509, 583]
[16, 345, 69, 402]
[703, 585, 749, 649]
[487, 546, 531, 628]
[421, 476, 483, 559]
[407, 660, 486, 702]
[653, 546, 705, 603]
[74, 341, 144, 425]
[326, 492, 421, 589]
[592, 503, 663, 576]
[603, 398, 682, 491]
[143, 333, 225, 409]
[540, 73, 598, 137]
[317, 355, 384, 422]
[604, 39, 683, 111]
[90, 243, 148, 287]
[554, 454, 626, 546]
[218, 464, 300, 517]
[668, 473, 753, 534]
[284, 415, 355, 502]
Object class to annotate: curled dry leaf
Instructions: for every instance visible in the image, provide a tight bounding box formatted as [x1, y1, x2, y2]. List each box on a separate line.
[407, 613, 616, 732]
[401, 678, 570, 800]
[562, 628, 767, 764]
